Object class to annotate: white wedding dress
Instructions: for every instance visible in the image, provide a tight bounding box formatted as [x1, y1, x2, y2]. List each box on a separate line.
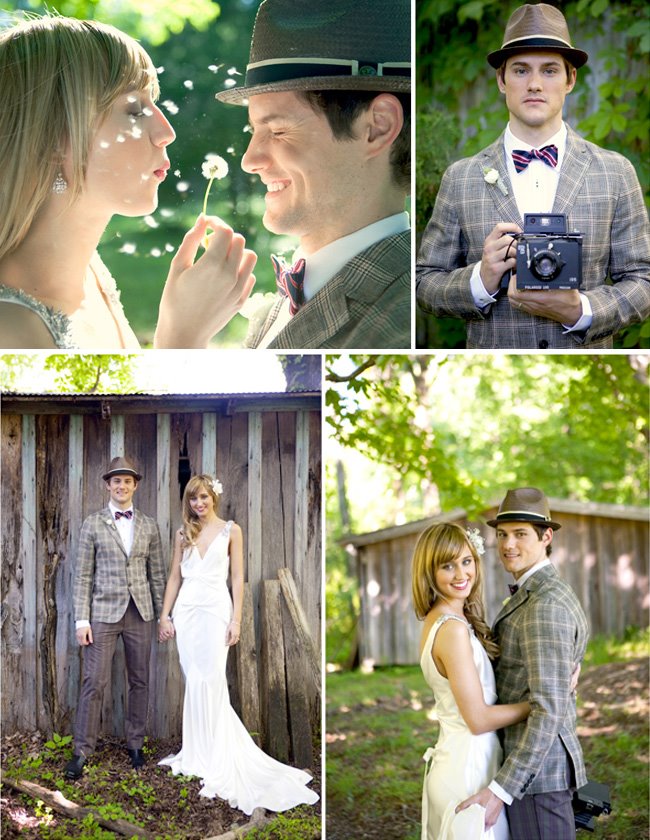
[420, 615, 509, 840]
[159, 521, 319, 814]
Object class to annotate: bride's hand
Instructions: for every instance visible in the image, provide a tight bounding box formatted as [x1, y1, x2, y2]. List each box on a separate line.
[226, 620, 241, 646]
[154, 214, 257, 348]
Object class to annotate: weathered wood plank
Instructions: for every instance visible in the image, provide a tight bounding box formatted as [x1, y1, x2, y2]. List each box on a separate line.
[235, 584, 260, 743]
[22, 414, 38, 730]
[260, 580, 289, 762]
[247, 412, 262, 647]
[277, 568, 320, 697]
[65, 416, 84, 730]
[280, 594, 313, 768]
[201, 412, 217, 476]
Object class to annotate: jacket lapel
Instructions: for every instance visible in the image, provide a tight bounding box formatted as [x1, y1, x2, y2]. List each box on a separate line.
[493, 564, 558, 629]
[552, 125, 592, 216]
[477, 133, 523, 226]
[101, 508, 127, 557]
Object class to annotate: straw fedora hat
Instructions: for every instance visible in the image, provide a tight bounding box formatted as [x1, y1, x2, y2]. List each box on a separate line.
[487, 4, 588, 69]
[102, 456, 142, 482]
[215, 0, 410, 105]
[486, 487, 561, 530]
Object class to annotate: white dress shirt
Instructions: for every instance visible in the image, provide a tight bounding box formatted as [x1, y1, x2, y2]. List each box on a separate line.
[257, 212, 410, 348]
[470, 122, 592, 333]
[75, 502, 134, 630]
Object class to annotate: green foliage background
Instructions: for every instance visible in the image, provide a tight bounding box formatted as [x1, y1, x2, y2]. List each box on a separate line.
[2, 0, 293, 346]
[416, 0, 650, 349]
[325, 353, 650, 666]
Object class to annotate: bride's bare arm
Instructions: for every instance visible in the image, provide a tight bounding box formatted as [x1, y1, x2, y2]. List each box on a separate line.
[226, 523, 244, 646]
[434, 620, 530, 735]
[158, 530, 183, 641]
[154, 215, 256, 349]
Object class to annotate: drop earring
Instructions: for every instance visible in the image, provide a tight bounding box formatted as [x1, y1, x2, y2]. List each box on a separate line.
[52, 171, 68, 194]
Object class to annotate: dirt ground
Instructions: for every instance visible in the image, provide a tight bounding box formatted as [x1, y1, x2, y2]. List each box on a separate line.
[0, 733, 321, 839]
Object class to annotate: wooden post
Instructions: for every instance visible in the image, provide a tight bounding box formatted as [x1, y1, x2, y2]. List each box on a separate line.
[281, 596, 314, 768]
[277, 568, 320, 697]
[235, 583, 261, 744]
[260, 580, 289, 762]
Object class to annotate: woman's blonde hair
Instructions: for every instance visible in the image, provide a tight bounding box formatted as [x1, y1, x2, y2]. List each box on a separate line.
[412, 521, 499, 659]
[181, 475, 222, 547]
[0, 13, 160, 259]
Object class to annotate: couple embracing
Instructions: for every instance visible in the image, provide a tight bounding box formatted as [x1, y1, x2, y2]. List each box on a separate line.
[64, 457, 318, 815]
[413, 487, 588, 840]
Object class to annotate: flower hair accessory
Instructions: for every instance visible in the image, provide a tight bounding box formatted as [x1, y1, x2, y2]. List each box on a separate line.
[211, 478, 224, 496]
[466, 528, 485, 556]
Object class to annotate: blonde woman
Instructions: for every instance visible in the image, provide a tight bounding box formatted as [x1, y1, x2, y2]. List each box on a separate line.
[157, 475, 318, 814]
[412, 522, 530, 840]
[0, 14, 256, 348]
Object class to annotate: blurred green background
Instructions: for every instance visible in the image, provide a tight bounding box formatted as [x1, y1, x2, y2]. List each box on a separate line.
[416, 0, 650, 349]
[2, 0, 297, 346]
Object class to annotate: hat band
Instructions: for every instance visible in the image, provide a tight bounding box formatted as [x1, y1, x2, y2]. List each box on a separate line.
[497, 510, 549, 521]
[499, 34, 574, 51]
[245, 57, 411, 87]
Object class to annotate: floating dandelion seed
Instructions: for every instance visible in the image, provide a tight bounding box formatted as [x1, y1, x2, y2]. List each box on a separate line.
[143, 215, 159, 229]
[156, 66, 165, 74]
[176, 181, 190, 193]
[165, 243, 175, 253]
[224, 79, 237, 89]
[183, 80, 194, 90]
[119, 243, 137, 255]
[99, 141, 110, 149]
[116, 134, 126, 143]
[173, 169, 181, 178]
[150, 248, 162, 257]
[227, 67, 241, 76]
[227, 146, 235, 154]
[160, 208, 175, 218]
[162, 100, 179, 115]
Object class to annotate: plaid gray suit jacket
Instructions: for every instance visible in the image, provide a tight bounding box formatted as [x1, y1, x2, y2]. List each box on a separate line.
[246, 231, 411, 349]
[73, 508, 166, 623]
[416, 125, 650, 348]
[493, 564, 589, 799]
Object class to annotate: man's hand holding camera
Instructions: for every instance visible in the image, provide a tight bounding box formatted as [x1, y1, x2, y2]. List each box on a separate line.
[507, 274, 582, 325]
[480, 223, 522, 294]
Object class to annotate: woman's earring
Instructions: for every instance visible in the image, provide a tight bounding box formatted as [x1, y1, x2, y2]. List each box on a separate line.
[52, 172, 68, 194]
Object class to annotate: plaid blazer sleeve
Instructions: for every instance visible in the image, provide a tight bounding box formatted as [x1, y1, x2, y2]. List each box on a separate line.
[145, 519, 166, 619]
[73, 515, 97, 622]
[494, 579, 589, 798]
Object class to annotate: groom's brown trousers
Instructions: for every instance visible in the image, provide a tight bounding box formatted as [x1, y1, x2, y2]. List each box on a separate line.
[74, 598, 153, 757]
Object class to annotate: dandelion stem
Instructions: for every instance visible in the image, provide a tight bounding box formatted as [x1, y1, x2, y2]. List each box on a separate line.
[202, 176, 215, 217]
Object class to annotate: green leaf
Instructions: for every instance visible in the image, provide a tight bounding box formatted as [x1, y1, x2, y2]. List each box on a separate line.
[457, 0, 485, 24]
[590, 0, 608, 16]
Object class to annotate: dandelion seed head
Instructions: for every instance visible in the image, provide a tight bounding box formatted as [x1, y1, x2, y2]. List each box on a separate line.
[201, 154, 229, 181]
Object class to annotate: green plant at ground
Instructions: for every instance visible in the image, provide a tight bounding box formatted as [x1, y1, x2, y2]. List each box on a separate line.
[44, 733, 73, 756]
[247, 809, 321, 840]
[95, 801, 142, 826]
[116, 775, 156, 807]
[583, 625, 649, 666]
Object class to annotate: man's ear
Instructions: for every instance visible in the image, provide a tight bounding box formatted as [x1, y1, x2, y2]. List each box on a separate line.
[363, 93, 403, 159]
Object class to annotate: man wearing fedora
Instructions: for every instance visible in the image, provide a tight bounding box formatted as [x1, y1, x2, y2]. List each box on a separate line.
[216, 0, 411, 350]
[416, 3, 650, 349]
[64, 457, 166, 779]
[457, 487, 589, 839]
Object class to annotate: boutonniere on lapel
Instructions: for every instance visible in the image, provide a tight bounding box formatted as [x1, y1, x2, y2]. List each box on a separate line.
[502, 596, 511, 606]
[483, 166, 509, 197]
[240, 292, 276, 331]
[103, 515, 117, 531]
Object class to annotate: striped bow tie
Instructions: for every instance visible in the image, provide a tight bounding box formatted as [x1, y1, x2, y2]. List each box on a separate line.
[512, 144, 558, 173]
[271, 254, 306, 315]
[115, 510, 133, 520]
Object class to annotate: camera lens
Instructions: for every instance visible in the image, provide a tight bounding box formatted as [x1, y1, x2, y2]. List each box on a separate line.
[530, 248, 564, 281]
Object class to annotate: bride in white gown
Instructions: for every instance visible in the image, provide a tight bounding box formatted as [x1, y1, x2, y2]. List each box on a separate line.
[412, 523, 530, 840]
[157, 474, 318, 814]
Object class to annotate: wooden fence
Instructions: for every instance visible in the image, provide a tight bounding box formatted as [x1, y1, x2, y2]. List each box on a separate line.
[347, 499, 649, 666]
[1, 391, 321, 764]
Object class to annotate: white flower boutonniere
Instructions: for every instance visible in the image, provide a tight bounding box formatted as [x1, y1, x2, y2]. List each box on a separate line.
[483, 166, 509, 197]
[240, 292, 277, 331]
[502, 596, 511, 606]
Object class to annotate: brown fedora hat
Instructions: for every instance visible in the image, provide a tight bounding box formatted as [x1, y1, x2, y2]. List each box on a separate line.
[215, 0, 410, 105]
[487, 4, 588, 69]
[102, 456, 142, 482]
[487, 487, 561, 530]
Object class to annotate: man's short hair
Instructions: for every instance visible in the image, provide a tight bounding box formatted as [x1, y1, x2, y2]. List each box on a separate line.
[531, 522, 553, 557]
[299, 90, 410, 192]
[497, 56, 574, 83]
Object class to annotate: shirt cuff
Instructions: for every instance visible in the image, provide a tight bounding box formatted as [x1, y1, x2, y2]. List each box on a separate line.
[470, 261, 498, 310]
[489, 780, 514, 806]
[75, 620, 90, 629]
[562, 293, 592, 333]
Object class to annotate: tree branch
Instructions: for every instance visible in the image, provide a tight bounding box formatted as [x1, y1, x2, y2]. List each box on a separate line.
[326, 358, 377, 383]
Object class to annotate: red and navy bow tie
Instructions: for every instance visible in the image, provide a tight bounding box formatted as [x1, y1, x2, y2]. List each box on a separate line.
[271, 254, 306, 315]
[115, 510, 133, 520]
[512, 144, 558, 173]
[508, 583, 519, 595]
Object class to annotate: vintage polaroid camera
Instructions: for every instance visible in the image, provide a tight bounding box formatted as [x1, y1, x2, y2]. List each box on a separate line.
[573, 780, 612, 832]
[515, 213, 582, 291]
